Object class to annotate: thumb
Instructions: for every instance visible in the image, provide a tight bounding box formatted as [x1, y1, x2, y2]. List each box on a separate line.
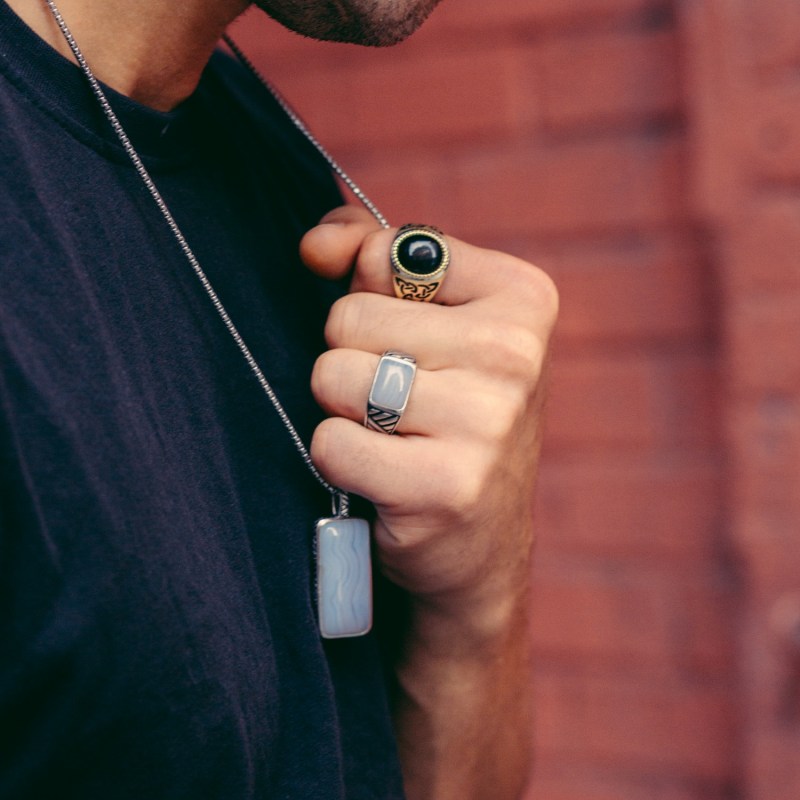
[299, 204, 384, 281]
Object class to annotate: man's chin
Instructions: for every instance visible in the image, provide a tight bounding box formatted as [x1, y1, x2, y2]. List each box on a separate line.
[252, 0, 441, 48]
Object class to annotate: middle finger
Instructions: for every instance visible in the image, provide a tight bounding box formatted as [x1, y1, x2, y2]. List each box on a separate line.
[325, 292, 539, 378]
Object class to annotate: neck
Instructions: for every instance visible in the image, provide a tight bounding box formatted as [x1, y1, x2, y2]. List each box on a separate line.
[7, 0, 250, 111]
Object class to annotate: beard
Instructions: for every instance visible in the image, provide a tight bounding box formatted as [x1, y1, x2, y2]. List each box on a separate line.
[252, 0, 443, 46]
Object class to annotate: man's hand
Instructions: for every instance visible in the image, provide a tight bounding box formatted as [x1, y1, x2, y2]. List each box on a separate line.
[301, 205, 558, 800]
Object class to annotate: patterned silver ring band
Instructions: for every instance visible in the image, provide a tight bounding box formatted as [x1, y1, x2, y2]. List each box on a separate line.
[364, 351, 417, 435]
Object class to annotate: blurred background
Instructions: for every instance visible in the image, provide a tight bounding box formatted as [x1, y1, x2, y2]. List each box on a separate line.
[230, 1, 800, 798]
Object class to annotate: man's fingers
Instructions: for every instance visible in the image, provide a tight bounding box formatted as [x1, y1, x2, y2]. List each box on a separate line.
[311, 348, 491, 437]
[349, 227, 480, 305]
[350, 226, 557, 313]
[301, 206, 558, 322]
[299, 205, 383, 280]
[325, 292, 548, 377]
[310, 416, 447, 514]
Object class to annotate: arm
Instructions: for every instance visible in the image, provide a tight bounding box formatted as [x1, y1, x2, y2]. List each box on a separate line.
[302, 206, 557, 799]
[390, 554, 537, 800]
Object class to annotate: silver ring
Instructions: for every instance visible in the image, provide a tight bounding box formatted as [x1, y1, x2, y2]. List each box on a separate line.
[364, 351, 417, 434]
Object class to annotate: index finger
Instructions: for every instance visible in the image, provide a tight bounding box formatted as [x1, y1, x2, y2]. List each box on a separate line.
[300, 205, 385, 281]
[301, 208, 557, 313]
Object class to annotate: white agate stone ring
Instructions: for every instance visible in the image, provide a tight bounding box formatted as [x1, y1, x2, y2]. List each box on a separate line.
[364, 351, 417, 435]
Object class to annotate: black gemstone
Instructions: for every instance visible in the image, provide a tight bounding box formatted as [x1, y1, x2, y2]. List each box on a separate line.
[397, 234, 443, 276]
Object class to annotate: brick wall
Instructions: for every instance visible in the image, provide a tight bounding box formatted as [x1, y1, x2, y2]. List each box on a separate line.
[680, 2, 800, 798]
[230, 1, 800, 797]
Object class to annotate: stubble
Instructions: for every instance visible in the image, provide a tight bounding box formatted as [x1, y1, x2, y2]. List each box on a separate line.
[253, 0, 443, 46]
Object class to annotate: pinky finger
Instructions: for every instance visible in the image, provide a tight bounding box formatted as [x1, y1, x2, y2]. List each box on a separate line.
[311, 416, 441, 513]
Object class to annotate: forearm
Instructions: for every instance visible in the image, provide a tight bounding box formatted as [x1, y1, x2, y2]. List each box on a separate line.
[392, 583, 535, 800]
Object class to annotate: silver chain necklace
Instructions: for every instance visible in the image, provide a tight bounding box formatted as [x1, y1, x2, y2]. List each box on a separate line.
[45, 0, 385, 638]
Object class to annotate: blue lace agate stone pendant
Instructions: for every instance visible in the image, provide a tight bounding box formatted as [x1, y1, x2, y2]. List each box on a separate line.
[315, 517, 373, 638]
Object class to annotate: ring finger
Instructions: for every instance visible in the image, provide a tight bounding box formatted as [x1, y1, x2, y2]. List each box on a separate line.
[311, 348, 474, 438]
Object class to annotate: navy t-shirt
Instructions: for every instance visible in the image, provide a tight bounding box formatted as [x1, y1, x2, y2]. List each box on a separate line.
[0, 3, 405, 797]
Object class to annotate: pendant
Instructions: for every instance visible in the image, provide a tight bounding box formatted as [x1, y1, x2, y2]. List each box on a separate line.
[315, 517, 373, 638]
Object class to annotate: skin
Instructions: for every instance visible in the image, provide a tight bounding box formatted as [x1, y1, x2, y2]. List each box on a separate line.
[10, 0, 442, 109]
[254, 0, 443, 46]
[304, 208, 556, 798]
[9, 0, 559, 796]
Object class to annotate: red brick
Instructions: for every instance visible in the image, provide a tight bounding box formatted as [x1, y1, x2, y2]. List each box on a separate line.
[230, 8, 535, 139]
[749, 723, 800, 800]
[736, 602, 800, 800]
[678, 0, 749, 221]
[547, 355, 662, 449]
[545, 352, 716, 451]
[439, 0, 666, 32]
[541, 234, 710, 344]
[331, 156, 451, 233]
[327, 146, 478, 238]
[746, 0, 800, 74]
[530, 561, 736, 677]
[334, 142, 692, 252]
[732, 517, 800, 594]
[533, 670, 735, 780]
[674, 579, 740, 677]
[660, 354, 721, 449]
[723, 198, 800, 294]
[727, 398, 800, 532]
[527, 765, 732, 800]
[745, 84, 800, 184]
[689, 2, 800, 791]
[725, 294, 800, 394]
[228, 6, 336, 63]
[240, 43, 523, 153]
[539, 29, 680, 130]
[225, 4, 760, 798]
[450, 136, 686, 238]
[535, 458, 722, 563]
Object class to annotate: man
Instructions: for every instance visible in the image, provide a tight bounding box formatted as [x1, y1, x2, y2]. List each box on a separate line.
[0, 0, 557, 797]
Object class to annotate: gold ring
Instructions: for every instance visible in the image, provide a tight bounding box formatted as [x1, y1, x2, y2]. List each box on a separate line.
[390, 224, 450, 302]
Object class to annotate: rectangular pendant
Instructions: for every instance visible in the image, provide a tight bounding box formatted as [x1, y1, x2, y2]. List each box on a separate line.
[315, 517, 373, 639]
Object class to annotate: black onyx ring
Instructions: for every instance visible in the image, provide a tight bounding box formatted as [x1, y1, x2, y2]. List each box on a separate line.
[390, 224, 450, 302]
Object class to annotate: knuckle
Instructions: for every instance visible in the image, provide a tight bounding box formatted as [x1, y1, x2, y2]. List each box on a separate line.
[514, 330, 546, 391]
[359, 229, 389, 264]
[502, 257, 560, 327]
[509, 324, 544, 369]
[325, 293, 385, 348]
[310, 349, 338, 405]
[463, 318, 504, 354]
[467, 320, 544, 382]
[324, 297, 346, 347]
[450, 465, 488, 521]
[475, 389, 524, 443]
[356, 230, 391, 283]
[432, 454, 486, 522]
[526, 265, 560, 327]
[310, 417, 335, 473]
[324, 294, 358, 348]
[310, 416, 348, 481]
